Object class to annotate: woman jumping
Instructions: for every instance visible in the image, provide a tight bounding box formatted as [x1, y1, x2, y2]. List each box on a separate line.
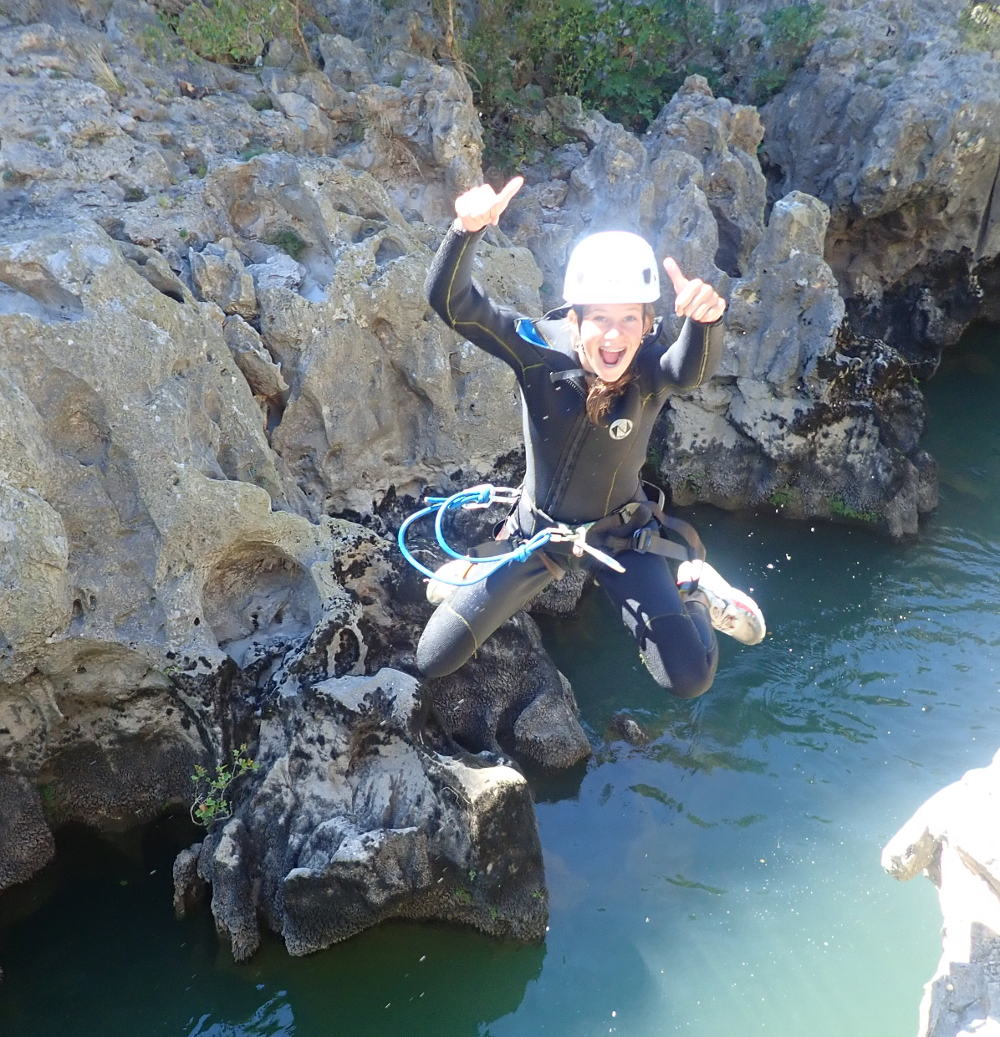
[415, 177, 765, 698]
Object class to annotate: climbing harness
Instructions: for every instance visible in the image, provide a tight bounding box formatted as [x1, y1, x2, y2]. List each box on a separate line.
[398, 484, 625, 590]
[398, 483, 706, 591]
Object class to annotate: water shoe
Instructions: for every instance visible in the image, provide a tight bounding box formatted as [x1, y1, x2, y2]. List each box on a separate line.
[676, 560, 766, 646]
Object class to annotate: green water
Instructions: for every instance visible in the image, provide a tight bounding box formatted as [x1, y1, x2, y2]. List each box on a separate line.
[2, 327, 999, 1036]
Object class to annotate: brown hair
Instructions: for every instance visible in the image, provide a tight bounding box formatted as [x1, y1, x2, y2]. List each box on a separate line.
[585, 371, 635, 425]
[573, 304, 655, 425]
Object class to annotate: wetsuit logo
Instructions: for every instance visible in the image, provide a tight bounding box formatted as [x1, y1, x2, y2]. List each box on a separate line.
[609, 419, 633, 440]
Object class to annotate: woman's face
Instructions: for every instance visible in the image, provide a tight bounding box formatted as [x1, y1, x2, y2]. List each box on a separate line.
[573, 303, 648, 383]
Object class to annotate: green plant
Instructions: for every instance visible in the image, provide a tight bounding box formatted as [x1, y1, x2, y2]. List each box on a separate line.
[751, 3, 825, 102]
[266, 227, 309, 260]
[174, 0, 305, 65]
[190, 744, 259, 827]
[829, 498, 878, 524]
[960, 2, 1000, 49]
[139, 14, 188, 61]
[467, 0, 718, 137]
[769, 488, 796, 509]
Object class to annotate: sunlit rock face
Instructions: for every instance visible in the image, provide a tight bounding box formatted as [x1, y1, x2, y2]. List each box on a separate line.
[883, 749, 1000, 1037]
[0, 0, 994, 960]
[760, 0, 1000, 366]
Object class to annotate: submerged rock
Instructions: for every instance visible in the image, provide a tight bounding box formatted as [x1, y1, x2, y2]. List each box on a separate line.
[882, 748, 1000, 1037]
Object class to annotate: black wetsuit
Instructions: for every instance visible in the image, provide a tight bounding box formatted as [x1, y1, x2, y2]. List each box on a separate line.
[416, 224, 726, 697]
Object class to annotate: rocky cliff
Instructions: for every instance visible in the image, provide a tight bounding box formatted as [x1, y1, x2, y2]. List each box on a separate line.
[0, 0, 997, 967]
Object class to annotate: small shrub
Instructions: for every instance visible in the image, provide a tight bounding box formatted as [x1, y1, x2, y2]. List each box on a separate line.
[960, 2, 1000, 49]
[190, 744, 259, 827]
[467, 0, 718, 135]
[175, 0, 302, 65]
[266, 227, 309, 260]
[751, 2, 825, 102]
[139, 14, 188, 62]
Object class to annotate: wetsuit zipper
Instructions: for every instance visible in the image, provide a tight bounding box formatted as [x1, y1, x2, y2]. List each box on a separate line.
[543, 376, 590, 518]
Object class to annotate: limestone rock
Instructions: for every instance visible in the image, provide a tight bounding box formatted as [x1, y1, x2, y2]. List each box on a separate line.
[222, 314, 288, 401]
[176, 669, 548, 959]
[883, 748, 1000, 1037]
[0, 202, 563, 932]
[199, 153, 538, 516]
[189, 242, 258, 317]
[426, 612, 591, 771]
[761, 0, 1000, 365]
[0, 776, 55, 888]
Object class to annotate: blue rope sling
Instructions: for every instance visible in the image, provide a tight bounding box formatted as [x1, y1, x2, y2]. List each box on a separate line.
[397, 484, 625, 589]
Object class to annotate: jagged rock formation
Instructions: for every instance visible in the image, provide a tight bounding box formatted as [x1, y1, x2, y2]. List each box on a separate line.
[175, 669, 547, 960]
[761, 0, 1000, 368]
[882, 749, 1000, 1037]
[0, 10, 576, 949]
[0, 0, 997, 966]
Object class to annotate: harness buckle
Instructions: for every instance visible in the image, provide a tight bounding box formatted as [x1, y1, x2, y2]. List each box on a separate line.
[632, 527, 655, 553]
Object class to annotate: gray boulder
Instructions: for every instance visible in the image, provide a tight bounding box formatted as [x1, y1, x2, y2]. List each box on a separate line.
[762, 0, 1000, 364]
[177, 668, 547, 960]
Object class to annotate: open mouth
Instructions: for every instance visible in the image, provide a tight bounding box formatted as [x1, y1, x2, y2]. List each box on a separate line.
[599, 345, 626, 368]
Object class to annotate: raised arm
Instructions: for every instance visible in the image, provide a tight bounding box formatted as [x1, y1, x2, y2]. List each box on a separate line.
[654, 257, 726, 390]
[425, 178, 546, 373]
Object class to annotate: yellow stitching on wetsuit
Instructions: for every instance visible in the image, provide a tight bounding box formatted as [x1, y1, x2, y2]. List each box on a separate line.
[444, 240, 573, 379]
[443, 233, 474, 326]
[454, 318, 538, 372]
[603, 460, 625, 516]
[692, 323, 711, 386]
[443, 234, 534, 373]
[443, 600, 480, 653]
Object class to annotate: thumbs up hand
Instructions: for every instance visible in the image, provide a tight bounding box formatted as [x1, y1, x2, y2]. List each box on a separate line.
[662, 257, 726, 324]
[453, 177, 525, 234]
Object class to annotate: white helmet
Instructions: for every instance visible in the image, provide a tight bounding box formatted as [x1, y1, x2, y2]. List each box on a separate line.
[562, 231, 660, 304]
